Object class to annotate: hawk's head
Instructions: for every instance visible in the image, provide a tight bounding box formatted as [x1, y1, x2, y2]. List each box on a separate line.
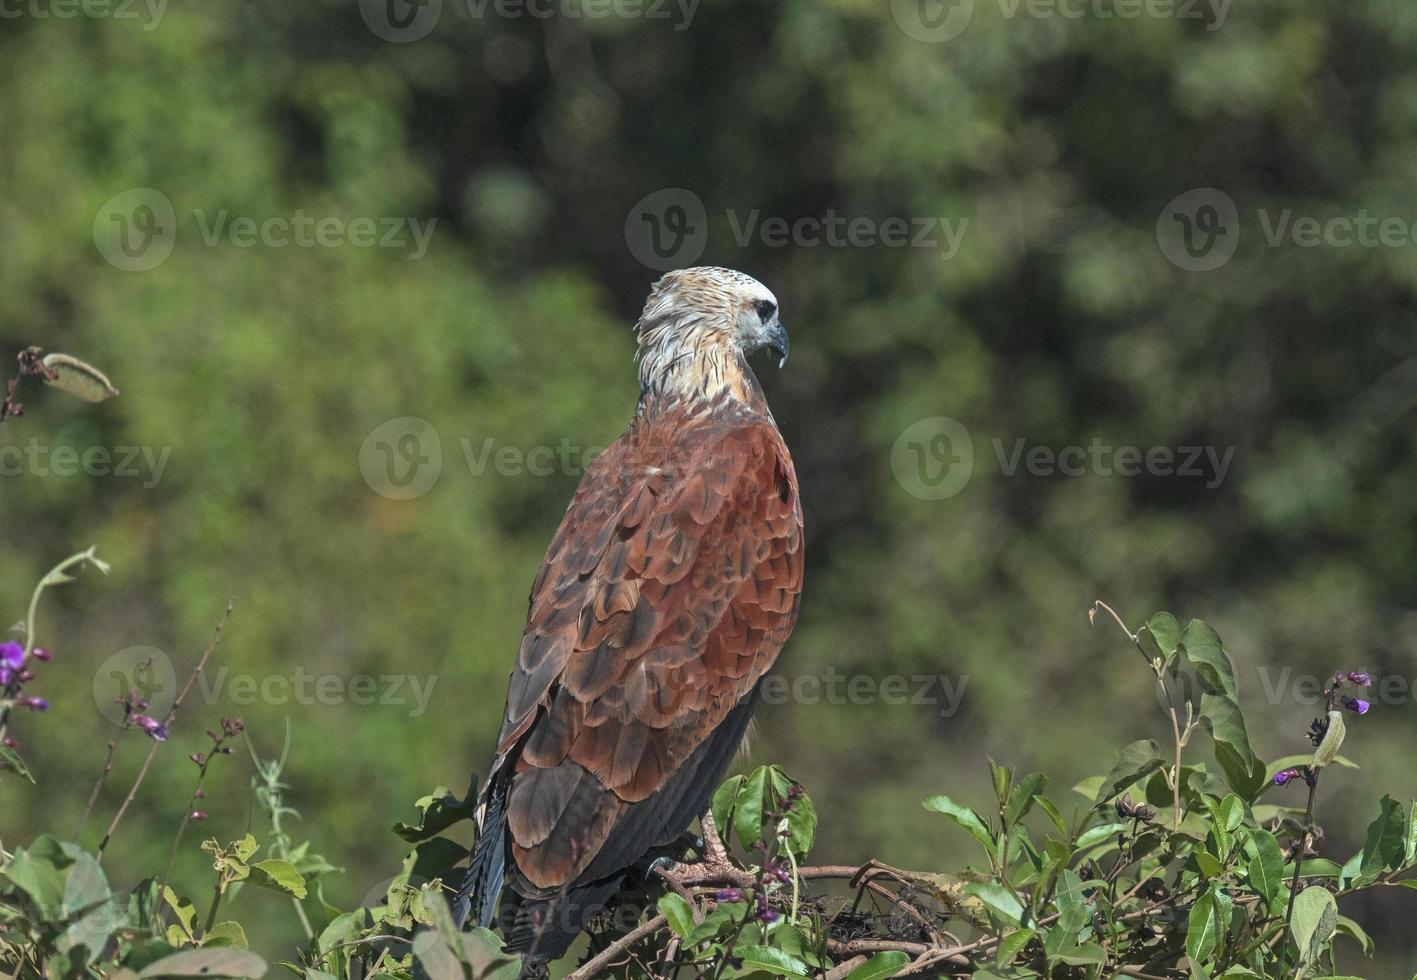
[634, 267, 789, 403]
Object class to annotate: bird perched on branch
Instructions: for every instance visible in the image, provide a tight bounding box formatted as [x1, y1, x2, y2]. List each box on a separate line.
[454, 267, 804, 974]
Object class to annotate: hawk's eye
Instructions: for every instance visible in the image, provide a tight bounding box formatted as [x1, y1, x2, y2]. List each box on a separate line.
[754, 299, 777, 322]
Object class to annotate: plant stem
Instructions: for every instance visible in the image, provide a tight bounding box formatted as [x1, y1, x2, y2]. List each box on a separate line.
[76, 725, 131, 842]
[97, 601, 233, 862]
[1283, 774, 1320, 943]
[203, 876, 224, 936]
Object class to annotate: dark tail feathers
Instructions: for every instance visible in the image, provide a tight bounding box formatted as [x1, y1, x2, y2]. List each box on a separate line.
[452, 777, 507, 929]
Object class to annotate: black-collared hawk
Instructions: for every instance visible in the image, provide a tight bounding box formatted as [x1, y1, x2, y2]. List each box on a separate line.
[454, 267, 804, 972]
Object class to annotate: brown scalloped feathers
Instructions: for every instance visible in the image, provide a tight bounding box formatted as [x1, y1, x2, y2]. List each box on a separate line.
[486, 393, 803, 892]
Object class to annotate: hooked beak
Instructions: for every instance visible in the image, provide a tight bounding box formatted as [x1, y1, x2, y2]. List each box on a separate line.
[766, 322, 790, 368]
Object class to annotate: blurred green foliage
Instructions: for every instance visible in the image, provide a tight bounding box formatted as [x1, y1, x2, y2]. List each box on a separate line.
[1, 0, 1415, 974]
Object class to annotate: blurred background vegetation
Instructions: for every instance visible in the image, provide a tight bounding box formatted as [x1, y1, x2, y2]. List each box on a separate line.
[1, 0, 1415, 974]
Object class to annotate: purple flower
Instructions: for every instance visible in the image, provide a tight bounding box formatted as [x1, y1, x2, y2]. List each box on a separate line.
[715, 888, 744, 902]
[30, 648, 51, 662]
[1273, 768, 1303, 786]
[1343, 697, 1370, 715]
[19, 696, 48, 712]
[191, 811, 207, 821]
[1347, 671, 1371, 687]
[0, 641, 24, 686]
[132, 714, 169, 742]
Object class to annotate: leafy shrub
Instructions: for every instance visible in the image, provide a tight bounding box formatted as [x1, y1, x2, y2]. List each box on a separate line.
[2, 534, 1412, 980]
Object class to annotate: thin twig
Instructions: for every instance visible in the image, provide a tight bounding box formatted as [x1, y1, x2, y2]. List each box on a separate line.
[76, 725, 132, 841]
[97, 601, 234, 862]
[565, 913, 667, 980]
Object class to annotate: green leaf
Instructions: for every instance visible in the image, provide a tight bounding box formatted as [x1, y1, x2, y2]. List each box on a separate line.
[1071, 776, 1104, 801]
[1245, 829, 1284, 907]
[402, 836, 468, 888]
[1405, 798, 1417, 867]
[248, 860, 307, 899]
[1094, 740, 1164, 804]
[1186, 891, 1220, 963]
[0, 743, 34, 783]
[1199, 694, 1265, 799]
[411, 926, 462, 980]
[1289, 886, 1338, 967]
[1074, 822, 1126, 851]
[203, 922, 248, 949]
[711, 774, 746, 846]
[137, 949, 267, 978]
[392, 781, 478, 843]
[56, 846, 115, 965]
[995, 927, 1034, 966]
[1194, 852, 1224, 879]
[1265, 754, 1358, 778]
[1178, 620, 1235, 697]
[923, 796, 996, 860]
[1035, 795, 1069, 837]
[1050, 870, 1091, 944]
[1357, 795, 1405, 885]
[457, 927, 521, 980]
[1005, 772, 1048, 826]
[3, 835, 72, 916]
[1282, 857, 1344, 880]
[731, 944, 811, 976]
[779, 776, 817, 859]
[1214, 794, 1244, 832]
[844, 951, 910, 980]
[1334, 914, 1373, 956]
[163, 887, 199, 945]
[1055, 942, 1105, 966]
[732, 767, 772, 851]
[989, 758, 1013, 807]
[963, 882, 1024, 928]
[1137, 612, 1182, 664]
[657, 893, 696, 939]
